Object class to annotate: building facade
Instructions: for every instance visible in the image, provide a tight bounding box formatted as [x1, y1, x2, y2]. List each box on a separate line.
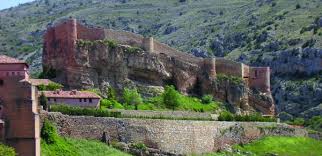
[43, 90, 100, 108]
[0, 55, 40, 156]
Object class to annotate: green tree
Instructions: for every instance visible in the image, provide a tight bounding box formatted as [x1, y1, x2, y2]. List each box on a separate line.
[41, 119, 59, 144]
[107, 86, 117, 100]
[162, 85, 180, 110]
[201, 95, 213, 104]
[123, 88, 142, 110]
[39, 92, 48, 110]
[0, 144, 15, 156]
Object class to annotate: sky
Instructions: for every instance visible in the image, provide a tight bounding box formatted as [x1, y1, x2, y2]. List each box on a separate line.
[0, 0, 34, 10]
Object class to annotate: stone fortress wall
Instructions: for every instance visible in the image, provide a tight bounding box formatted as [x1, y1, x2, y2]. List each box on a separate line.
[44, 19, 270, 93]
[41, 112, 307, 155]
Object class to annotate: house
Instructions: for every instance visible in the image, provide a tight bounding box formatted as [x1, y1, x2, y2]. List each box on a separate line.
[0, 55, 40, 156]
[42, 90, 100, 108]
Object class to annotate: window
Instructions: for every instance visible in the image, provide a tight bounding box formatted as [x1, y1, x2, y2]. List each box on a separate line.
[54, 98, 57, 102]
[6, 72, 9, 76]
[89, 99, 92, 103]
[84, 98, 87, 102]
[0, 80, 3, 86]
[255, 70, 258, 78]
[79, 99, 82, 102]
[48, 98, 50, 101]
[12, 72, 15, 76]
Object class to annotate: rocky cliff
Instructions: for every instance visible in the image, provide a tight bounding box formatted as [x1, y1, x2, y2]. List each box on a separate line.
[43, 24, 275, 115]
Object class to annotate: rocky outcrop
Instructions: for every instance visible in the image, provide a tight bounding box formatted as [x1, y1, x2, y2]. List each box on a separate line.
[42, 19, 275, 115]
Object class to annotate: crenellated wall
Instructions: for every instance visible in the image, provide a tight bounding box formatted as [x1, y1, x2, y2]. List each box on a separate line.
[43, 18, 274, 115]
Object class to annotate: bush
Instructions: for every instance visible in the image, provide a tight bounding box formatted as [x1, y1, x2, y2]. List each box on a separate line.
[218, 111, 276, 122]
[100, 99, 124, 109]
[296, 3, 301, 9]
[123, 88, 143, 110]
[162, 85, 181, 110]
[50, 105, 121, 118]
[38, 67, 58, 79]
[132, 143, 147, 151]
[39, 92, 48, 110]
[107, 86, 117, 100]
[217, 74, 244, 86]
[41, 119, 59, 144]
[38, 82, 63, 91]
[305, 116, 322, 132]
[0, 144, 15, 156]
[201, 95, 213, 104]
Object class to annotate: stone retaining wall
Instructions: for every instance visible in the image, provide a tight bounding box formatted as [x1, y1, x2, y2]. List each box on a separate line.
[113, 110, 214, 120]
[41, 112, 307, 155]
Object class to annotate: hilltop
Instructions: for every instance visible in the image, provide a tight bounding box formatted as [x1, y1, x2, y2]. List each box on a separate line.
[0, 0, 321, 119]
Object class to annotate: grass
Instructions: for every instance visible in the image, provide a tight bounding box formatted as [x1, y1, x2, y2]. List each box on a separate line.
[41, 138, 131, 156]
[236, 136, 322, 156]
[204, 136, 322, 156]
[41, 119, 131, 156]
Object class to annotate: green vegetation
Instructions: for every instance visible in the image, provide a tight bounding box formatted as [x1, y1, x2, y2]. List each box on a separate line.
[216, 74, 244, 86]
[41, 119, 131, 156]
[235, 136, 322, 156]
[162, 85, 180, 110]
[122, 88, 143, 110]
[286, 116, 322, 132]
[218, 111, 276, 122]
[77, 39, 118, 49]
[39, 92, 48, 110]
[205, 136, 322, 156]
[126, 46, 143, 53]
[0, 144, 15, 156]
[95, 85, 222, 113]
[38, 82, 63, 91]
[38, 67, 59, 79]
[50, 105, 122, 118]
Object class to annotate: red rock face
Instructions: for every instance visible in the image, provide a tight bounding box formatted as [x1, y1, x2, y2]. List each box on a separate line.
[43, 19, 275, 115]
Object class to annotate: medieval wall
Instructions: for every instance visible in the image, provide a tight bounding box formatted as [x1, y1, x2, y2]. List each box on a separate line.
[215, 58, 243, 77]
[41, 112, 307, 155]
[0, 77, 40, 156]
[249, 67, 271, 93]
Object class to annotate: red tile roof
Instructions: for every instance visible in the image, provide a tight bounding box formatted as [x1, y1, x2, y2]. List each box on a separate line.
[0, 55, 26, 64]
[41, 90, 100, 99]
[29, 79, 55, 86]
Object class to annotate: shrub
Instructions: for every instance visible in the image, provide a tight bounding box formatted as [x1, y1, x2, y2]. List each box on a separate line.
[296, 3, 301, 9]
[126, 46, 143, 53]
[0, 144, 15, 156]
[38, 67, 58, 79]
[218, 111, 234, 121]
[41, 119, 59, 144]
[107, 86, 117, 100]
[305, 116, 322, 132]
[218, 111, 276, 122]
[100, 99, 124, 109]
[217, 74, 244, 86]
[201, 95, 213, 104]
[50, 105, 121, 118]
[132, 143, 147, 151]
[38, 82, 63, 91]
[123, 88, 143, 110]
[39, 92, 48, 110]
[162, 85, 180, 110]
[103, 40, 117, 49]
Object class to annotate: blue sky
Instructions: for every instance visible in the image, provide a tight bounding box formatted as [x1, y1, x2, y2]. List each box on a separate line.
[0, 0, 35, 10]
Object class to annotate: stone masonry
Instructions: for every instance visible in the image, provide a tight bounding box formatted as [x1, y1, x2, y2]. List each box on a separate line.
[41, 112, 307, 155]
[43, 18, 275, 115]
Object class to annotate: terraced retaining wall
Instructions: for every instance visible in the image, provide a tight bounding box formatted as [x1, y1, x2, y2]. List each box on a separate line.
[40, 112, 307, 155]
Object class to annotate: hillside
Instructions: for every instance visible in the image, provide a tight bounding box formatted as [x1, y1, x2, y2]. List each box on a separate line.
[0, 0, 321, 119]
